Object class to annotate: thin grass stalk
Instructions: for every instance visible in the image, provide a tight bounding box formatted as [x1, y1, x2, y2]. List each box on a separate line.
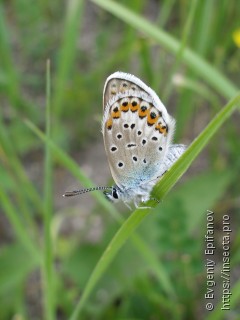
[0, 117, 41, 233]
[0, 4, 38, 118]
[163, 0, 199, 102]
[0, 4, 20, 108]
[0, 183, 40, 263]
[156, 0, 176, 28]
[53, 0, 84, 117]
[43, 60, 55, 320]
[193, 1, 215, 56]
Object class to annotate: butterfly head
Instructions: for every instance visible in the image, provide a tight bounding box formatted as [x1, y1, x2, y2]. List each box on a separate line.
[63, 185, 123, 203]
[103, 186, 121, 203]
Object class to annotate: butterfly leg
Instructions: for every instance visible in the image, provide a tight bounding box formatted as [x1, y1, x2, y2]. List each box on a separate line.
[123, 201, 132, 210]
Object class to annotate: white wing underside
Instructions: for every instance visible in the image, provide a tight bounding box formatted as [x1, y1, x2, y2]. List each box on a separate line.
[157, 144, 186, 178]
[102, 72, 186, 205]
[102, 72, 176, 190]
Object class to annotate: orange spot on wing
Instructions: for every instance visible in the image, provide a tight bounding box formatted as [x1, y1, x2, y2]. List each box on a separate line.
[130, 103, 139, 112]
[147, 112, 159, 126]
[138, 108, 148, 118]
[106, 118, 113, 130]
[111, 110, 121, 118]
[111, 106, 121, 119]
[120, 102, 129, 112]
[155, 123, 168, 136]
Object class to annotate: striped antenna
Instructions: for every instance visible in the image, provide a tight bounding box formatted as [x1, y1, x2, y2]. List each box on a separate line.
[63, 186, 113, 197]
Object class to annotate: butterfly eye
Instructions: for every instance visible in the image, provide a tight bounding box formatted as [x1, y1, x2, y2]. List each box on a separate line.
[112, 188, 119, 199]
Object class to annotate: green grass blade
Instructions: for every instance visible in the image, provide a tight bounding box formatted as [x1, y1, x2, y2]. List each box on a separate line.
[0, 4, 38, 118]
[24, 121, 176, 299]
[53, 0, 84, 116]
[0, 116, 41, 236]
[193, 1, 215, 56]
[69, 92, 240, 319]
[90, 0, 238, 98]
[163, 0, 199, 101]
[0, 4, 21, 107]
[0, 117, 43, 212]
[156, 0, 176, 28]
[69, 208, 151, 320]
[0, 184, 40, 263]
[42, 60, 55, 320]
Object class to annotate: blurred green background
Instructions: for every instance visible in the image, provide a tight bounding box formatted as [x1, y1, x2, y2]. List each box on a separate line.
[0, 0, 240, 319]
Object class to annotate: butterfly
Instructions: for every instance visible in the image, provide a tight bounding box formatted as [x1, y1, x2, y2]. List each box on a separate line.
[64, 72, 186, 208]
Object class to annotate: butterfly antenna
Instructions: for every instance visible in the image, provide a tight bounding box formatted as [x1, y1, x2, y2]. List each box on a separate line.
[63, 186, 112, 197]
